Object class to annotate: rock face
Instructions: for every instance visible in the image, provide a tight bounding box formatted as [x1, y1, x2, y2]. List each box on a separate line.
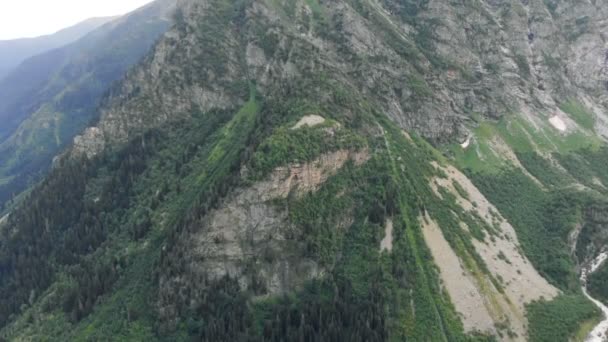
[158, 149, 369, 325]
[74, 0, 246, 153]
[72, 128, 106, 158]
[75, 0, 608, 157]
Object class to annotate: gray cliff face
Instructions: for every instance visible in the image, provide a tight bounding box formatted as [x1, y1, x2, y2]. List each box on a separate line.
[158, 147, 369, 327]
[74, 0, 608, 155]
[75, 0, 247, 152]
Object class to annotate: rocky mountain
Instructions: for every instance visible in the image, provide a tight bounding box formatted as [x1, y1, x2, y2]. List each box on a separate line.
[0, 17, 116, 81]
[1, 0, 608, 341]
[0, 0, 176, 212]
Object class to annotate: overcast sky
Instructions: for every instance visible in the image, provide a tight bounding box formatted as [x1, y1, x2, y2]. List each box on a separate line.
[0, 0, 155, 40]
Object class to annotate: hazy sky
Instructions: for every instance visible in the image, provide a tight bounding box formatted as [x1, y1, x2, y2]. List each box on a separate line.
[0, 0, 155, 40]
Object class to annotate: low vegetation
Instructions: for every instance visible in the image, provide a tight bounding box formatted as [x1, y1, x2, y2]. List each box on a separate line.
[527, 295, 600, 342]
[588, 263, 608, 305]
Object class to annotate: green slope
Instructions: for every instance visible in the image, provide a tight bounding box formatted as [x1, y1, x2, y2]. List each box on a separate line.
[2, 0, 608, 341]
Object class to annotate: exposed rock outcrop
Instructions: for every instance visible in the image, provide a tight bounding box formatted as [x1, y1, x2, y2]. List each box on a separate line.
[158, 149, 369, 323]
[72, 0, 608, 158]
[72, 127, 105, 158]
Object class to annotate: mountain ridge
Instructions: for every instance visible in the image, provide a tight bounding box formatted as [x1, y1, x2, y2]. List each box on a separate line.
[1, 0, 608, 341]
[0, 0, 177, 213]
[0, 16, 117, 81]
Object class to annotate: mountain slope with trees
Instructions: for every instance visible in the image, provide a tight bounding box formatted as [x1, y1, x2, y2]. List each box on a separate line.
[0, 0, 176, 213]
[1, 0, 608, 341]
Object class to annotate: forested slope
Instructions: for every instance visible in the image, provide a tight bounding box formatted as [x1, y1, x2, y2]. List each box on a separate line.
[1, 0, 608, 341]
[0, 0, 175, 213]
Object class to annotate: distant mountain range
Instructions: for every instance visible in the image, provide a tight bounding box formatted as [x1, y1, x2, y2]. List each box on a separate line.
[0, 0, 176, 210]
[0, 17, 116, 81]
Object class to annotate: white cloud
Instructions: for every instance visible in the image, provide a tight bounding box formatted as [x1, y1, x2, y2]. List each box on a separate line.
[0, 0, 155, 40]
